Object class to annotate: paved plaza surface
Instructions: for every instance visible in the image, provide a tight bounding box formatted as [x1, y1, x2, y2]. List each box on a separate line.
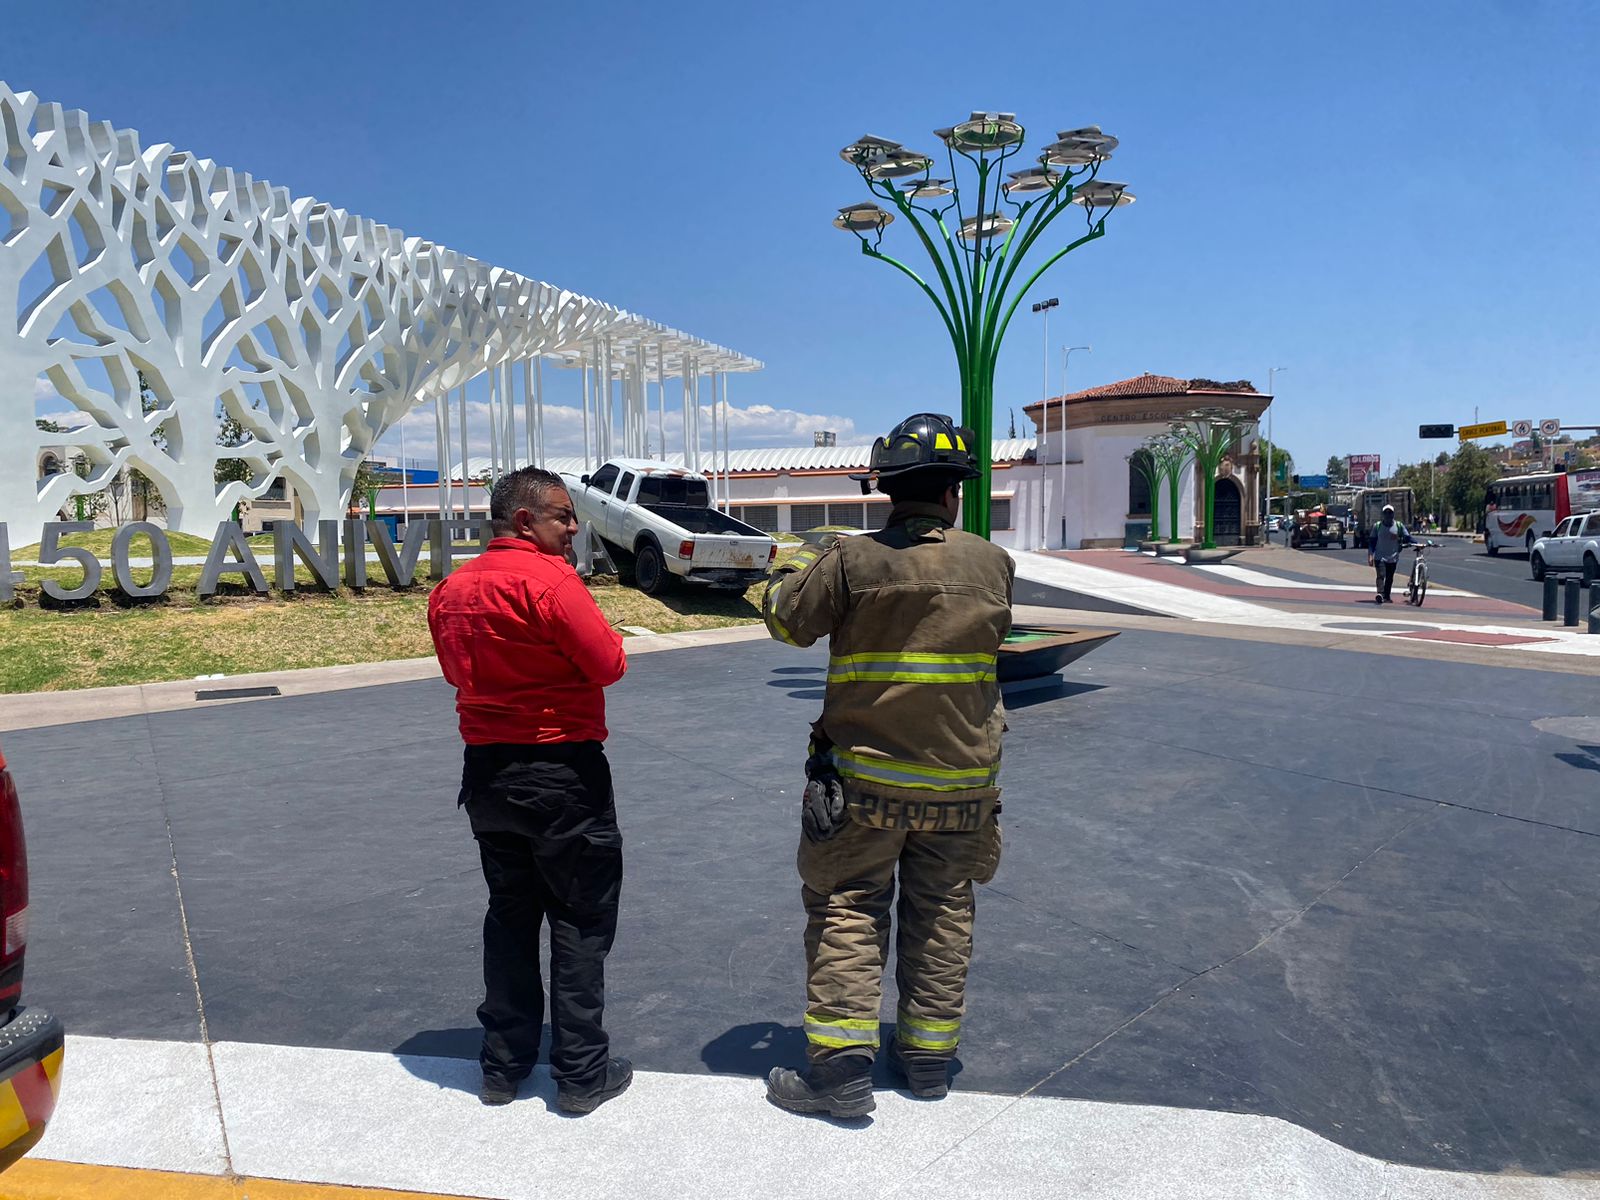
[5, 616, 1600, 1194]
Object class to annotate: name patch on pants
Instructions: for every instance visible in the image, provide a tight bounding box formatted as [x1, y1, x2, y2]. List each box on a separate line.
[848, 794, 990, 832]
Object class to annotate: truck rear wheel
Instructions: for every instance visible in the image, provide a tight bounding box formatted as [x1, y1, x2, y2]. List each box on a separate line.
[635, 543, 670, 596]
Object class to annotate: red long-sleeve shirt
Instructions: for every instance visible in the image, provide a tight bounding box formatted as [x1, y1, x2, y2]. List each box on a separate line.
[427, 538, 626, 745]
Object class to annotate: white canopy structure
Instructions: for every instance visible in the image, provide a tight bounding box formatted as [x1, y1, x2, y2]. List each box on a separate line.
[0, 83, 761, 547]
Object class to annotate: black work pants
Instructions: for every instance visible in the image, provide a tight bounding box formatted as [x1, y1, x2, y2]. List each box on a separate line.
[1375, 560, 1397, 600]
[460, 741, 623, 1089]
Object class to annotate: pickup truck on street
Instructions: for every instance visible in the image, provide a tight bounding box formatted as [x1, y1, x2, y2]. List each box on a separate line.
[1530, 511, 1600, 583]
[562, 458, 777, 595]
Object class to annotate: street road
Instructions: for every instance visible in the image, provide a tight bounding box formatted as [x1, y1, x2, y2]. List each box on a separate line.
[1270, 531, 1540, 607]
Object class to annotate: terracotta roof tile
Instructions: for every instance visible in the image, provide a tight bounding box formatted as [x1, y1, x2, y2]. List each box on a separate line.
[1023, 373, 1263, 409]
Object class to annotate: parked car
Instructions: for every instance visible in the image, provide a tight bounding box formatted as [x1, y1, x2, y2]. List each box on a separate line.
[0, 743, 63, 1172]
[1266, 515, 1282, 533]
[563, 458, 778, 595]
[1529, 511, 1600, 583]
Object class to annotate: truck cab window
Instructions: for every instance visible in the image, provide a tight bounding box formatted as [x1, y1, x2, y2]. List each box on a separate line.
[616, 472, 636, 502]
[636, 476, 711, 507]
[589, 464, 619, 494]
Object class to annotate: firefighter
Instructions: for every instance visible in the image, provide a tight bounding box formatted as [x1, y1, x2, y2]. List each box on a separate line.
[762, 413, 1014, 1118]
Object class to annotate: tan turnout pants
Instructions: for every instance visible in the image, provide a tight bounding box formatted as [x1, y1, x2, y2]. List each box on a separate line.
[798, 802, 1001, 1063]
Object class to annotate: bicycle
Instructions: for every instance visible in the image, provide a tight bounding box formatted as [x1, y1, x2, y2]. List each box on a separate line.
[1404, 540, 1441, 606]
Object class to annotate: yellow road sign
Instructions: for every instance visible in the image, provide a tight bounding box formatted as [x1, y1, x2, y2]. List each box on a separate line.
[1459, 420, 1508, 440]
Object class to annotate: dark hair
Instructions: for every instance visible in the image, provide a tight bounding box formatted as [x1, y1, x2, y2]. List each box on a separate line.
[490, 467, 567, 534]
[881, 469, 963, 506]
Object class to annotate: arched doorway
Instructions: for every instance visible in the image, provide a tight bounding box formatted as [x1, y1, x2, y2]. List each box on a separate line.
[1214, 477, 1242, 545]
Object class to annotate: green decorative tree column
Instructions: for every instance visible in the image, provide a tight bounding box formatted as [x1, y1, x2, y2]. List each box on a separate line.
[1127, 449, 1162, 542]
[832, 114, 1134, 539]
[1144, 433, 1192, 546]
[1172, 408, 1251, 550]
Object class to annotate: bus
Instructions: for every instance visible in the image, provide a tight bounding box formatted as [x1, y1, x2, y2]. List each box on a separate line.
[1483, 471, 1600, 554]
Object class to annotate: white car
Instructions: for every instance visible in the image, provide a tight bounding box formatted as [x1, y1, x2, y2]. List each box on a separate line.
[1529, 511, 1600, 582]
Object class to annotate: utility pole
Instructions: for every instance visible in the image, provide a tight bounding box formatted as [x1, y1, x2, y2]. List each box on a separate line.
[1032, 298, 1058, 548]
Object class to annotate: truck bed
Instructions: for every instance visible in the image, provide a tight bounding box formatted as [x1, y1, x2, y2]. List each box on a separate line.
[641, 504, 764, 537]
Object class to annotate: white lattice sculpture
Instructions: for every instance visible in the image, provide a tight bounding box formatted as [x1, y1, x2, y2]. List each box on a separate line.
[0, 84, 755, 548]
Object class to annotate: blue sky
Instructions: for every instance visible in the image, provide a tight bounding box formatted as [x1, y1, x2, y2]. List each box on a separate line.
[9, 0, 1597, 475]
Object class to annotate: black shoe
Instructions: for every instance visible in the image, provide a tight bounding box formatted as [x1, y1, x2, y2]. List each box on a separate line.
[557, 1057, 633, 1114]
[888, 1042, 950, 1099]
[765, 1055, 876, 1119]
[479, 1074, 521, 1106]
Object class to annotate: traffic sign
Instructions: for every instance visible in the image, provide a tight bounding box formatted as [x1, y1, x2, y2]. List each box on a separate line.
[1458, 420, 1508, 440]
[1418, 423, 1455, 439]
[1298, 473, 1329, 489]
[1540, 418, 1561, 439]
[1513, 420, 1533, 439]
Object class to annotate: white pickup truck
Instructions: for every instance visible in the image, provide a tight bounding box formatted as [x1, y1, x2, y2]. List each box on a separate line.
[1530, 510, 1600, 582]
[562, 458, 777, 595]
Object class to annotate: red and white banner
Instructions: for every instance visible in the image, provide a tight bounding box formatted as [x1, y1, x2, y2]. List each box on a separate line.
[1347, 454, 1381, 485]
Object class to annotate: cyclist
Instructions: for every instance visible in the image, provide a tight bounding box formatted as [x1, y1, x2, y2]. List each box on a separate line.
[1367, 504, 1412, 604]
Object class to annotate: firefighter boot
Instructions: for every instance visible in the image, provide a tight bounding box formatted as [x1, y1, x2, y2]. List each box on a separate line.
[888, 1041, 950, 1099]
[765, 1054, 876, 1119]
[556, 1057, 634, 1114]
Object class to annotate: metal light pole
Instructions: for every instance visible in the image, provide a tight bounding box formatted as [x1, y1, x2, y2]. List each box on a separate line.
[1266, 365, 1286, 539]
[1060, 345, 1090, 548]
[832, 114, 1134, 539]
[1032, 298, 1058, 547]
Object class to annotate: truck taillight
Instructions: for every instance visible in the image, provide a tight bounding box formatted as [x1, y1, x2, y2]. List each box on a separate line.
[768, 544, 777, 563]
[0, 770, 27, 1011]
[678, 540, 695, 559]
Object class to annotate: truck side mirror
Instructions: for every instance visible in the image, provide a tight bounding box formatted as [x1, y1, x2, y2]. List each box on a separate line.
[579, 474, 590, 486]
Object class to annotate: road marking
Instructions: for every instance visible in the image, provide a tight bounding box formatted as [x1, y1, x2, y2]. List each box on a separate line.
[0, 1160, 480, 1199]
[1192, 563, 1467, 596]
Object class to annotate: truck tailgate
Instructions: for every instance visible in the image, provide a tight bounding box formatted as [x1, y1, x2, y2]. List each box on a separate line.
[691, 535, 768, 570]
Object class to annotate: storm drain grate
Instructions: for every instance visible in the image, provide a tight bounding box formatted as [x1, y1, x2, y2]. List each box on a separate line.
[194, 686, 282, 701]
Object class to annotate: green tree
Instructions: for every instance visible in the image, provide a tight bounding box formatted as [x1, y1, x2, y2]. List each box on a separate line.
[1445, 442, 1500, 531]
[351, 458, 381, 517]
[1325, 454, 1348, 486]
[35, 418, 63, 433]
[124, 371, 168, 521]
[1258, 437, 1293, 516]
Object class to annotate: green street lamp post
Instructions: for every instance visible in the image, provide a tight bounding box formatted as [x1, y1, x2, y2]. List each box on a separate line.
[833, 113, 1133, 539]
[1171, 408, 1252, 550]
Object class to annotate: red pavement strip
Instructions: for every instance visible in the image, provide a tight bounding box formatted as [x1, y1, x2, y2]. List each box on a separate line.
[1385, 629, 1558, 647]
[1056, 551, 1538, 619]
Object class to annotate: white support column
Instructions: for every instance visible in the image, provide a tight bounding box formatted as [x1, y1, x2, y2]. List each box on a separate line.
[708, 368, 720, 504]
[522, 358, 534, 467]
[457, 384, 469, 519]
[581, 358, 592, 472]
[634, 342, 648, 457]
[502, 361, 516, 471]
[721, 371, 732, 511]
[487, 364, 501, 482]
[435, 392, 450, 523]
[655, 343, 666, 461]
[600, 337, 612, 462]
[534, 357, 545, 466]
[681, 359, 694, 471]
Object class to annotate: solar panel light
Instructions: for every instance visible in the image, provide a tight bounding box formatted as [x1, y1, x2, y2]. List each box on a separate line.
[1071, 181, 1135, 209]
[902, 178, 954, 198]
[839, 134, 905, 167]
[1003, 166, 1062, 194]
[833, 202, 895, 232]
[938, 112, 1024, 152]
[867, 149, 936, 179]
[958, 212, 1015, 241]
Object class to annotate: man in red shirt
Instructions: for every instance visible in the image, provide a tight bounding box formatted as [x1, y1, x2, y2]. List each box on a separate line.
[428, 467, 632, 1114]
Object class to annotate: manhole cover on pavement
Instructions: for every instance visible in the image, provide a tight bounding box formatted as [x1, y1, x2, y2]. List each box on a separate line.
[1322, 622, 1435, 632]
[1533, 716, 1600, 741]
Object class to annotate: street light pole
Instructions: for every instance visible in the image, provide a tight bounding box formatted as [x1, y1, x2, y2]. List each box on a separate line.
[1061, 345, 1090, 548]
[1266, 365, 1286, 539]
[1032, 298, 1058, 547]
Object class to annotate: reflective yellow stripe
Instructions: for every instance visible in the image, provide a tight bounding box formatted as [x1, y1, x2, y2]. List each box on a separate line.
[828, 651, 998, 685]
[900, 1030, 960, 1051]
[831, 748, 999, 792]
[804, 1014, 880, 1049]
[899, 1012, 960, 1033]
[763, 576, 802, 647]
[898, 1010, 961, 1050]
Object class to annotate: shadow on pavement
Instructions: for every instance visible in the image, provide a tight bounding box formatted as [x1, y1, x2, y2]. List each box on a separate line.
[1554, 745, 1600, 773]
[700, 1021, 964, 1093]
[1002, 679, 1105, 710]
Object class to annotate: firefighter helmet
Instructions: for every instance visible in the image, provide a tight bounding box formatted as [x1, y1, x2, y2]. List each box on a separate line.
[851, 413, 981, 494]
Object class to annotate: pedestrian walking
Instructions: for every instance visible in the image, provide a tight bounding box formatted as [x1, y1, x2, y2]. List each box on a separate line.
[761, 414, 1013, 1118]
[427, 466, 633, 1113]
[1368, 503, 1412, 603]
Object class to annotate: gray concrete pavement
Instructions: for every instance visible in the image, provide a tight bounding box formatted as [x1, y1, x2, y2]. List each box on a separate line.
[6, 627, 1600, 1180]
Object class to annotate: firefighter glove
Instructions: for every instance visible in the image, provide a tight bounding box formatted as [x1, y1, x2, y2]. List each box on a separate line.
[801, 752, 847, 843]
